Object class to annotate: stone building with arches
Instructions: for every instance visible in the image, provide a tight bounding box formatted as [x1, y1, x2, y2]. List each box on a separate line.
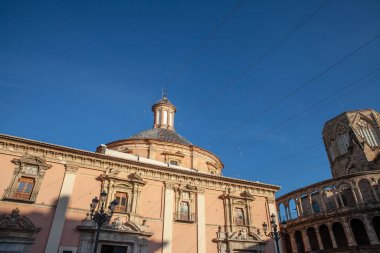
[276, 109, 380, 253]
[0, 96, 280, 253]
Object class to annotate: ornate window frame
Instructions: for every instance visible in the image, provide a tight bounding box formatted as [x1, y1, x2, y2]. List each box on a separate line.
[3, 156, 51, 202]
[162, 151, 185, 166]
[101, 172, 146, 215]
[220, 189, 255, 228]
[173, 184, 198, 222]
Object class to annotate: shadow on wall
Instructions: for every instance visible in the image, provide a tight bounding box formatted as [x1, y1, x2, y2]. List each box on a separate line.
[0, 195, 168, 253]
[264, 238, 276, 253]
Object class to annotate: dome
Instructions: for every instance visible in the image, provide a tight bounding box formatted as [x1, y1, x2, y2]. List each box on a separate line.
[129, 128, 192, 145]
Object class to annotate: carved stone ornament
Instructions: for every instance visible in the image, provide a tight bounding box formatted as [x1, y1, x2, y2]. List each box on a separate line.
[128, 173, 145, 184]
[240, 190, 255, 199]
[0, 208, 40, 232]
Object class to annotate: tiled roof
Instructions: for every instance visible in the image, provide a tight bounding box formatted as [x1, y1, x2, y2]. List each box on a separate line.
[129, 128, 192, 145]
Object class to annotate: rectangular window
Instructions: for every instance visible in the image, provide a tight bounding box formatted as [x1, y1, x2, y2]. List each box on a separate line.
[170, 160, 178, 166]
[180, 201, 189, 220]
[14, 177, 34, 200]
[234, 208, 245, 225]
[114, 192, 128, 212]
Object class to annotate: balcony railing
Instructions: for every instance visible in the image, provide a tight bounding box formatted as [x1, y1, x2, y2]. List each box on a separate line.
[284, 202, 380, 226]
[174, 212, 196, 222]
[3, 188, 37, 202]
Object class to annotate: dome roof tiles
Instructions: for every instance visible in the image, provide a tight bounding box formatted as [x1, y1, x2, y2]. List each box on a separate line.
[129, 128, 192, 145]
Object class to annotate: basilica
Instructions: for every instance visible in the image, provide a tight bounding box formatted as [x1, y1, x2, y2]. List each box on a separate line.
[276, 109, 380, 253]
[0, 96, 280, 253]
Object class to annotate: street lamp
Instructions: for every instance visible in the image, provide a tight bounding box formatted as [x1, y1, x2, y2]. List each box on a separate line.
[262, 213, 287, 253]
[89, 191, 118, 253]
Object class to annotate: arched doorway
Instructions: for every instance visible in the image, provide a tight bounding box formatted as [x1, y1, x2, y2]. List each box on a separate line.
[332, 222, 348, 248]
[283, 233, 292, 253]
[307, 227, 319, 251]
[294, 230, 305, 253]
[351, 218, 370, 245]
[319, 224, 333, 249]
[372, 216, 380, 241]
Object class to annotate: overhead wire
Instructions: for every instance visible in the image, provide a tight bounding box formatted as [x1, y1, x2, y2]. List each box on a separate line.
[211, 34, 380, 146]
[192, 0, 332, 113]
[236, 66, 380, 150]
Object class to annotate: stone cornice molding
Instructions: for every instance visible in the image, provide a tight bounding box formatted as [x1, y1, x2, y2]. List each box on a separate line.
[0, 134, 279, 195]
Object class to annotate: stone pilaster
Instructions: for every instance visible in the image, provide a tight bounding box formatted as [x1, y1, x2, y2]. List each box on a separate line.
[363, 216, 380, 245]
[341, 219, 356, 246]
[163, 183, 175, 253]
[45, 164, 78, 253]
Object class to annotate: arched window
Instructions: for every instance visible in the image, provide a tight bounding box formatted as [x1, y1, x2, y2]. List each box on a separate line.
[336, 133, 349, 155]
[356, 119, 380, 147]
[332, 222, 348, 248]
[294, 230, 305, 253]
[307, 227, 320, 251]
[283, 233, 292, 253]
[358, 179, 376, 203]
[319, 224, 333, 249]
[312, 200, 320, 213]
[372, 216, 380, 241]
[351, 218, 370, 245]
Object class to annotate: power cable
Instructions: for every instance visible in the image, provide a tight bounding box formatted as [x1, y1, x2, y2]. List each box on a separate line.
[212, 35, 380, 145]
[193, 0, 332, 112]
[165, 0, 244, 90]
[237, 66, 380, 150]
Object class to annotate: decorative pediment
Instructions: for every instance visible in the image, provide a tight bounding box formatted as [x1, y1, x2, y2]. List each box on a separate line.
[12, 155, 51, 170]
[240, 190, 255, 199]
[184, 184, 197, 191]
[0, 208, 40, 232]
[128, 173, 145, 185]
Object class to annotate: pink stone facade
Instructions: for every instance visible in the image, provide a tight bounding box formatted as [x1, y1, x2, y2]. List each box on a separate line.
[0, 97, 280, 253]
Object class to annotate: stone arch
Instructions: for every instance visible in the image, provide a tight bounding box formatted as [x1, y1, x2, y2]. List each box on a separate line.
[307, 227, 319, 251]
[351, 218, 370, 245]
[372, 178, 380, 198]
[278, 202, 287, 221]
[338, 182, 356, 207]
[299, 193, 310, 215]
[319, 224, 333, 249]
[294, 230, 305, 253]
[283, 233, 292, 253]
[358, 178, 376, 203]
[372, 216, 380, 241]
[322, 186, 337, 210]
[332, 222, 348, 248]
[288, 198, 298, 219]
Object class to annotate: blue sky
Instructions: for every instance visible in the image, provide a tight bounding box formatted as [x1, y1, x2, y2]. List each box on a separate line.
[1, 0, 379, 197]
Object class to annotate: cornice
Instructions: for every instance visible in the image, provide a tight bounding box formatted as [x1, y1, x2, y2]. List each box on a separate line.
[0, 133, 280, 194]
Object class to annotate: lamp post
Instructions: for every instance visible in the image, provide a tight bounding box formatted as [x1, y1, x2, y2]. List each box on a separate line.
[89, 191, 118, 253]
[262, 213, 287, 253]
